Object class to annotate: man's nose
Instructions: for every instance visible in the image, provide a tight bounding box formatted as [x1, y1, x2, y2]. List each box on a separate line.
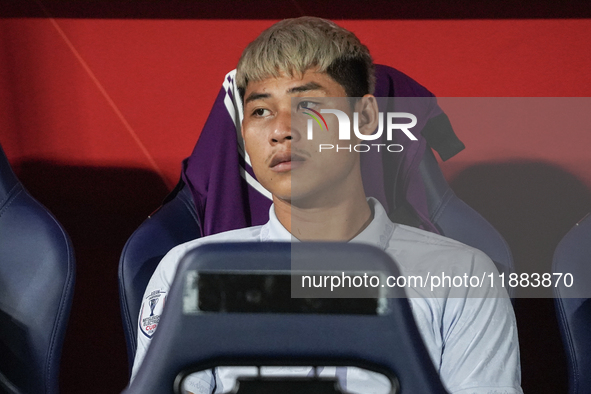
[270, 110, 300, 144]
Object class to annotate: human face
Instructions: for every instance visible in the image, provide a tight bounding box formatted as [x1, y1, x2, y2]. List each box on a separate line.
[242, 69, 366, 205]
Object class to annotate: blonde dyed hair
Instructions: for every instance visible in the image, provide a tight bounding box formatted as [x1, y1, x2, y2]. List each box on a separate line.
[236, 17, 375, 97]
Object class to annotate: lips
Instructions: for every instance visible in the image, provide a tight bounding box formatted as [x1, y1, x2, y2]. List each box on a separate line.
[270, 151, 307, 172]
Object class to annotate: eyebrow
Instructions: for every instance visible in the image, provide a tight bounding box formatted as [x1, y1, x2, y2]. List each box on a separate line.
[287, 81, 324, 94]
[244, 82, 325, 105]
[244, 92, 270, 105]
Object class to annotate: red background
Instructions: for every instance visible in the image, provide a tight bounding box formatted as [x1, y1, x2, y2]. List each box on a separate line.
[2, 19, 590, 187]
[1, 9, 590, 394]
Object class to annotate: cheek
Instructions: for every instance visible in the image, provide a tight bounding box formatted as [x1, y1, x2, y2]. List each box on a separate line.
[243, 128, 260, 154]
[244, 136, 267, 176]
[244, 139, 259, 162]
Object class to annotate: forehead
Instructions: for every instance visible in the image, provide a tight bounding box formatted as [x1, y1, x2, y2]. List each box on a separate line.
[243, 69, 347, 102]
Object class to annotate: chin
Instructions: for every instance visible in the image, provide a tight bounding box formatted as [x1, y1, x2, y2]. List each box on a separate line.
[272, 189, 293, 202]
[259, 176, 289, 196]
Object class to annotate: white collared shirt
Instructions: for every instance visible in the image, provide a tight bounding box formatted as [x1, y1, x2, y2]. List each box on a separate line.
[131, 198, 522, 394]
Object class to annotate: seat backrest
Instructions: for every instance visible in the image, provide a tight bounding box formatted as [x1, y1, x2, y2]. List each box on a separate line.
[119, 183, 200, 367]
[419, 147, 514, 281]
[125, 242, 448, 394]
[0, 143, 76, 393]
[553, 213, 591, 394]
[119, 65, 514, 371]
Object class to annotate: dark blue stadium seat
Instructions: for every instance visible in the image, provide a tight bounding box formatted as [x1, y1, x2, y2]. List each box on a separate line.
[419, 148, 514, 281]
[553, 213, 591, 394]
[119, 67, 514, 373]
[124, 242, 448, 394]
[0, 143, 76, 393]
[119, 182, 200, 367]
[119, 152, 514, 372]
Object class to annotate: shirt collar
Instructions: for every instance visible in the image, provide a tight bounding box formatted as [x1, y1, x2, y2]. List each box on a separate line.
[260, 204, 294, 242]
[350, 197, 395, 251]
[260, 197, 394, 250]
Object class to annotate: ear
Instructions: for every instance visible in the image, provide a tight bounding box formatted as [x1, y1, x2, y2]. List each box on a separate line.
[354, 95, 380, 136]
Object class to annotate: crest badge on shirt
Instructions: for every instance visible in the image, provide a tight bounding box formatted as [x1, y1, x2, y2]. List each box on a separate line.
[139, 289, 167, 338]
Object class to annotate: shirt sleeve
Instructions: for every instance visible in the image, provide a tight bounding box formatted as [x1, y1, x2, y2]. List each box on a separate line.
[438, 250, 523, 394]
[129, 243, 191, 383]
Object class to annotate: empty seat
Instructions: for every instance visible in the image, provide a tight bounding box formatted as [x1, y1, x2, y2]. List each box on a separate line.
[0, 143, 76, 393]
[553, 213, 591, 394]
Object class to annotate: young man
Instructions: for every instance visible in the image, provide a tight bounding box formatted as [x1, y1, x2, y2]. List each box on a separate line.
[131, 17, 522, 393]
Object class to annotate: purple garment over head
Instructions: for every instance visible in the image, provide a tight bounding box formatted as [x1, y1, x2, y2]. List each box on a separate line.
[182, 65, 441, 237]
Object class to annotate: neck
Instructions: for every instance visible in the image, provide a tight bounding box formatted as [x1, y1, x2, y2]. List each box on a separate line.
[273, 183, 373, 242]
